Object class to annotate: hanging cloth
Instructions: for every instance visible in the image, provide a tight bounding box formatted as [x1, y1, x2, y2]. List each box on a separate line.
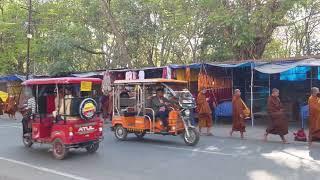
[198, 64, 214, 90]
[102, 70, 112, 93]
[162, 67, 167, 79]
[186, 67, 191, 82]
[138, 70, 145, 80]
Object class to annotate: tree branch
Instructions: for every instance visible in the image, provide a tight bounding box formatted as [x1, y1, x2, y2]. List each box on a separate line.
[73, 45, 106, 55]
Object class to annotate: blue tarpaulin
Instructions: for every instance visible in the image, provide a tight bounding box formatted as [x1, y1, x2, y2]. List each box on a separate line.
[169, 63, 202, 69]
[0, 75, 25, 82]
[170, 62, 253, 69]
[254, 58, 320, 74]
[280, 67, 311, 81]
[206, 62, 253, 68]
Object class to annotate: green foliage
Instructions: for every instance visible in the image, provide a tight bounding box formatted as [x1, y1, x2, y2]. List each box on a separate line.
[0, 0, 315, 75]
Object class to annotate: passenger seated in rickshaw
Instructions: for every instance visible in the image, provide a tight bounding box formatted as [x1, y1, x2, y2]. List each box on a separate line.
[151, 88, 176, 132]
[53, 87, 77, 121]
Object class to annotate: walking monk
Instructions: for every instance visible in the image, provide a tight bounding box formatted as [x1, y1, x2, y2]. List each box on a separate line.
[230, 89, 249, 139]
[197, 88, 213, 136]
[308, 87, 320, 146]
[264, 88, 288, 144]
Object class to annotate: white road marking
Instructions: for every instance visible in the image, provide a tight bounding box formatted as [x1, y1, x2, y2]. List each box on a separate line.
[153, 145, 236, 156]
[0, 157, 91, 180]
[0, 125, 21, 129]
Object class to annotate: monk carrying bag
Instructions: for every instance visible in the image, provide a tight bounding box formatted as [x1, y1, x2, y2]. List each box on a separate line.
[241, 99, 251, 119]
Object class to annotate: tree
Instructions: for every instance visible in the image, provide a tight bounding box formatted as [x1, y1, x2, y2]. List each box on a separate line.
[200, 0, 301, 61]
[0, 0, 315, 75]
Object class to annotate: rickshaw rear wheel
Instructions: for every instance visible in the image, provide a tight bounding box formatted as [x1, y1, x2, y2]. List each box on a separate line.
[86, 143, 99, 153]
[22, 134, 33, 148]
[134, 132, 146, 139]
[183, 128, 200, 146]
[52, 138, 69, 160]
[114, 125, 128, 141]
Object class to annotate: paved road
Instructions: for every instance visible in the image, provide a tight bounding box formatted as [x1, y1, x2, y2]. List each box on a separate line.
[0, 117, 319, 180]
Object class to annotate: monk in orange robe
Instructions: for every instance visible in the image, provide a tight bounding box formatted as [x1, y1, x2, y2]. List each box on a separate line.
[0, 98, 4, 115]
[308, 87, 320, 146]
[197, 88, 213, 136]
[230, 89, 247, 139]
[264, 88, 288, 144]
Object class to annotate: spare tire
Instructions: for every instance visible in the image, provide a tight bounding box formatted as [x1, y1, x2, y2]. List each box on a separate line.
[79, 98, 97, 120]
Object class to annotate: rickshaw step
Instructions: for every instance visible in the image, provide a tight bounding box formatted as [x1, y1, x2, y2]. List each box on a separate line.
[157, 132, 170, 135]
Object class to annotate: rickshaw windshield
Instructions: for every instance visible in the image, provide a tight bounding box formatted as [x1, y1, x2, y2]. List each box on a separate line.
[161, 82, 189, 97]
[160, 83, 195, 109]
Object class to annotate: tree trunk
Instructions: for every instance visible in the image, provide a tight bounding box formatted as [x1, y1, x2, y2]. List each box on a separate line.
[101, 0, 131, 67]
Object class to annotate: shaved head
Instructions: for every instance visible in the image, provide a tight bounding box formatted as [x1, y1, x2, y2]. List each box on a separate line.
[234, 89, 241, 96]
[311, 87, 319, 96]
[272, 88, 279, 93]
[272, 88, 279, 97]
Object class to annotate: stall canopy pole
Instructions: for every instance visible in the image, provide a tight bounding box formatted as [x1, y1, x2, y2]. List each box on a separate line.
[231, 69, 234, 96]
[268, 74, 271, 96]
[250, 63, 254, 127]
[310, 67, 313, 89]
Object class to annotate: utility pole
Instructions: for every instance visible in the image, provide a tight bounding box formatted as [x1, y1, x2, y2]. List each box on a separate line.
[26, 0, 32, 80]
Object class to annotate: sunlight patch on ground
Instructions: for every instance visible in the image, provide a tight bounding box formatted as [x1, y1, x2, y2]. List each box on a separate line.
[261, 148, 320, 172]
[247, 170, 280, 180]
[233, 146, 247, 150]
[205, 146, 220, 151]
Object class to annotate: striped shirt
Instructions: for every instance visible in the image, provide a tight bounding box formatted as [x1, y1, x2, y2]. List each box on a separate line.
[27, 97, 36, 114]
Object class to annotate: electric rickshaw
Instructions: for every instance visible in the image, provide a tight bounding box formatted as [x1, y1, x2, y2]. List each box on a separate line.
[111, 78, 200, 146]
[21, 77, 104, 159]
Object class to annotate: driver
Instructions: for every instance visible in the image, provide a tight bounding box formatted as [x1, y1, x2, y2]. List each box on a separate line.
[22, 93, 36, 136]
[151, 88, 172, 132]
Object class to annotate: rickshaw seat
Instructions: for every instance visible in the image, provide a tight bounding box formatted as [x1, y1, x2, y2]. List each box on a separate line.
[46, 95, 55, 114]
[124, 111, 137, 117]
[120, 98, 136, 108]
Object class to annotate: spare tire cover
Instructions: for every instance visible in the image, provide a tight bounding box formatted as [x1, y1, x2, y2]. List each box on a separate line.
[79, 98, 97, 120]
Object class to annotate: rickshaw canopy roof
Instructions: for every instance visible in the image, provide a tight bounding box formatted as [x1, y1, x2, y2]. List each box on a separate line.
[22, 77, 102, 85]
[113, 78, 187, 85]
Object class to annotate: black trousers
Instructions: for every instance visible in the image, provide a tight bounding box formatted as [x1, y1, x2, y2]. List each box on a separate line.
[156, 110, 169, 127]
[22, 116, 31, 134]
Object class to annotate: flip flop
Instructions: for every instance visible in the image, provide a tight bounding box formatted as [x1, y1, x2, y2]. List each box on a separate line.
[207, 133, 214, 136]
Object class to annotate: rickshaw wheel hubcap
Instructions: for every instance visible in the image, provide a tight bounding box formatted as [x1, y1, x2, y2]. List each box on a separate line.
[55, 143, 63, 155]
[117, 128, 124, 137]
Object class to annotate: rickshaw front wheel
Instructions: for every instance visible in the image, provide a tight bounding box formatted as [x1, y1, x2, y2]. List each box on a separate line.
[114, 125, 128, 141]
[22, 134, 33, 148]
[52, 138, 69, 160]
[86, 143, 99, 153]
[134, 132, 146, 139]
[183, 128, 200, 146]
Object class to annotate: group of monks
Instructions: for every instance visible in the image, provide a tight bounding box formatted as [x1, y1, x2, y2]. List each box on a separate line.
[197, 87, 320, 146]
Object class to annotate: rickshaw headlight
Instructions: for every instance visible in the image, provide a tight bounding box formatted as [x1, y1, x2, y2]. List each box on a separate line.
[184, 110, 190, 116]
[99, 127, 103, 132]
[69, 132, 74, 136]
